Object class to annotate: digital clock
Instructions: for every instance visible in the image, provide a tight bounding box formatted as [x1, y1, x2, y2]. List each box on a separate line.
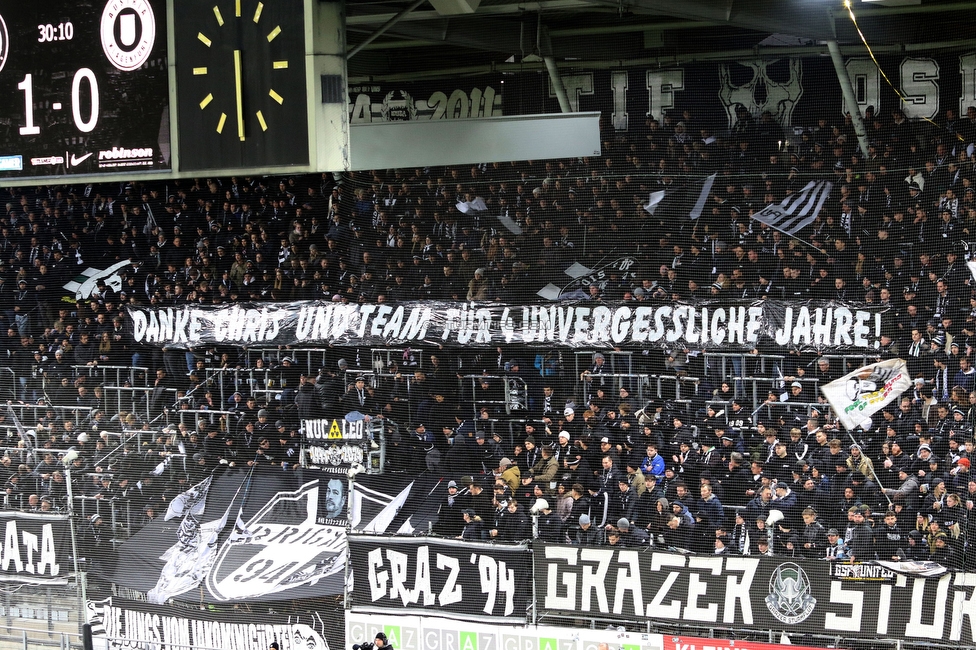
[0, 0, 169, 179]
[37, 22, 74, 43]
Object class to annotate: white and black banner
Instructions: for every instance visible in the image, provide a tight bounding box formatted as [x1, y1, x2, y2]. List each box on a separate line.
[95, 468, 347, 604]
[87, 596, 337, 650]
[819, 358, 914, 431]
[304, 416, 371, 477]
[348, 534, 532, 622]
[127, 299, 889, 352]
[349, 78, 503, 123]
[535, 544, 976, 644]
[0, 511, 70, 584]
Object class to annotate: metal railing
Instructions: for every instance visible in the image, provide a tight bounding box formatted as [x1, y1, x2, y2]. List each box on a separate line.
[68, 365, 150, 388]
[0, 623, 82, 650]
[464, 374, 529, 418]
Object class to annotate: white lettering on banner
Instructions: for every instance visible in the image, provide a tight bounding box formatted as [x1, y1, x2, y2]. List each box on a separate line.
[348, 86, 502, 122]
[546, 58, 975, 136]
[550, 74, 594, 113]
[961, 54, 976, 117]
[129, 302, 886, 351]
[611, 71, 629, 130]
[303, 418, 364, 441]
[900, 57, 940, 120]
[90, 598, 324, 650]
[366, 546, 513, 615]
[906, 575, 950, 639]
[824, 580, 864, 632]
[0, 521, 59, 577]
[646, 70, 684, 121]
[544, 549, 756, 625]
[307, 445, 365, 467]
[844, 58, 880, 118]
[613, 550, 643, 616]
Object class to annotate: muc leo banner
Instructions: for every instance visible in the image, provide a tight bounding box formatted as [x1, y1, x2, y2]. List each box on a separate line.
[127, 299, 889, 352]
[535, 544, 976, 644]
[348, 534, 532, 622]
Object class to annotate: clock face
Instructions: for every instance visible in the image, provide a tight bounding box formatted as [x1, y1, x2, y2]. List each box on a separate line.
[175, 0, 308, 171]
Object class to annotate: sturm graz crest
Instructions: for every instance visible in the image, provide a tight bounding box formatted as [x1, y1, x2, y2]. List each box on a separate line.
[765, 562, 816, 624]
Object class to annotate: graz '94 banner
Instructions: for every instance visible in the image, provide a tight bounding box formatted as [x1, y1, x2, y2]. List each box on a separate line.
[536, 544, 976, 645]
[128, 299, 888, 351]
[348, 534, 532, 622]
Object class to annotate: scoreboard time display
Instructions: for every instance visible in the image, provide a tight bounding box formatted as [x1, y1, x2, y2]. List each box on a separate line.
[0, 0, 170, 178]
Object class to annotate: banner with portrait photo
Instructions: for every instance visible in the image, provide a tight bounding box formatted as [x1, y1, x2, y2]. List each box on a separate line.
[93, 468, 347, 604]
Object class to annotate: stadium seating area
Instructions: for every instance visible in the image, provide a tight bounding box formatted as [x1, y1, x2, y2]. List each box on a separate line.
[3, 103, 976, 568]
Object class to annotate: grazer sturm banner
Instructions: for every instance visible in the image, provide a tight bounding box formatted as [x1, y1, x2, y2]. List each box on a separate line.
[127, 299, 890, 352]
[348, 534, 532, 622]
[87, 596, 337, 650]
[346, 612, 665, 650]
[535, 544, 976, 644]
[819, 358, 914, 431]
[0, 511, 70, 584]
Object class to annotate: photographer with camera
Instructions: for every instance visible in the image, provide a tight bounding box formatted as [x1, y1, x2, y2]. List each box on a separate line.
[353, 632, 391, 650]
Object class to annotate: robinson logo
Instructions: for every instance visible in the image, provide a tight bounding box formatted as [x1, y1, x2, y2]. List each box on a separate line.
[100, 0, 156, 71]
[765, 562, 816, 624]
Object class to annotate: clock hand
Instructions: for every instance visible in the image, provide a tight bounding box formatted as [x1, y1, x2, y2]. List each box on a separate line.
[234, 49, 244, 141]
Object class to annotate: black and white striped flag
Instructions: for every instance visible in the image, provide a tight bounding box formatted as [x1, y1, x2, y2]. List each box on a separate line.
[751, 180, 833, 238]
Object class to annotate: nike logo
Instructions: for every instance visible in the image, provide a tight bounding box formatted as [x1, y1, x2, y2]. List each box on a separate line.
[69, 152, 93, 166]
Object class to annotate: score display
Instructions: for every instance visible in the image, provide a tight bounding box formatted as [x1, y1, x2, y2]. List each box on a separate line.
[0, 0, 169, 178]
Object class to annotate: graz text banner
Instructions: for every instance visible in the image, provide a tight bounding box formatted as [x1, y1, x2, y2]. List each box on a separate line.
[535, 544, 976, 644]
[128, 299, 889, 351]
[348, 534, 532, 622]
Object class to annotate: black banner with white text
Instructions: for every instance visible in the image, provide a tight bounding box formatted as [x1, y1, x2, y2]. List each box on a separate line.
[535, 544, 976, 644]
[348, 534, 532, 622]
[86, 596, 339, 650]
[128, 299, 889, 352]
[0, 511, 70, 584]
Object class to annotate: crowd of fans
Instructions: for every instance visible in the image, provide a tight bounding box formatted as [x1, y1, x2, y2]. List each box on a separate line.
[0, 98, 974, 568]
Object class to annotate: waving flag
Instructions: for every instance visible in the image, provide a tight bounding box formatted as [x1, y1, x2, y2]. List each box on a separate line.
[750, 180, 833, 240]
[820, 358, 912, 431]
[644, 173, 717, 220]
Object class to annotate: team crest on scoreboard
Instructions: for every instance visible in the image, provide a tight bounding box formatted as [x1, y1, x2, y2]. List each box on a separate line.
[765, 563, 816, 624]
[100, 0, 156, 71]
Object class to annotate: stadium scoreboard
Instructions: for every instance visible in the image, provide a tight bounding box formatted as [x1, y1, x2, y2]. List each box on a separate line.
[0, 0, 348, 185]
